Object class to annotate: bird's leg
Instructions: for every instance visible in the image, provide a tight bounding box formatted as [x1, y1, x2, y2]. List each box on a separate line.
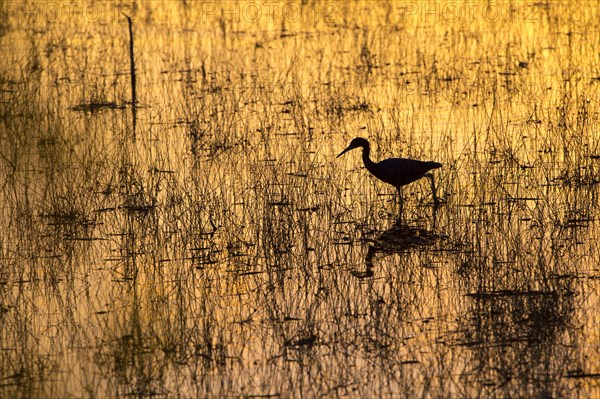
[432, 200, 438, 228]
[425, 173, 439, 206]
[396, 187, 404, 217]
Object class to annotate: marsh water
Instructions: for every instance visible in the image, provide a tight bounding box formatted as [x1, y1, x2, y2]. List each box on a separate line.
[1, 1, 600, 398]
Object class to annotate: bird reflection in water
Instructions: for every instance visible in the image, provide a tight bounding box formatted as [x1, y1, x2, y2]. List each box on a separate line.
[352, 219, 442, 278]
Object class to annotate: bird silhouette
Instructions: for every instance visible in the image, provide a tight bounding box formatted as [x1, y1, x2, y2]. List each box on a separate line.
[337, 137, 442, 205]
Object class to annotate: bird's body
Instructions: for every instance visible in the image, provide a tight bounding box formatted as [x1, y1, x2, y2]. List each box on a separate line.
[337, 137, 441, 204]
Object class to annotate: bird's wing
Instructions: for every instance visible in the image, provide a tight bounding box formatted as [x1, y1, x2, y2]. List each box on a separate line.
[375, 158, 433, 186]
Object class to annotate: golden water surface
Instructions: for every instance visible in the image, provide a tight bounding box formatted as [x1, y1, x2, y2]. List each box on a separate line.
[1, 1, 599, 397]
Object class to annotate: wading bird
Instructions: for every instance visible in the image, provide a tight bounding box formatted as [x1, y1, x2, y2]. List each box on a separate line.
[337, 137, 442, 205]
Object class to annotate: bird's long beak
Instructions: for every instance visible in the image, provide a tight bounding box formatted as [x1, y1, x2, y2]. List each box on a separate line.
[336, 145, 353, 158]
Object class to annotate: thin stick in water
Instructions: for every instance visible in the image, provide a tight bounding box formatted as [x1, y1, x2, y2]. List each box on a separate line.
[124, 14, 136, 107]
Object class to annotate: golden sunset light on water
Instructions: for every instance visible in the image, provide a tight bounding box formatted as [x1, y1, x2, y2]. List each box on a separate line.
[1, 1, 599, 397]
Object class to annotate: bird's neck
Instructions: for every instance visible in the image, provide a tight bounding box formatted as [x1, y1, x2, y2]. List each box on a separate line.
[361, 144, 376, 169]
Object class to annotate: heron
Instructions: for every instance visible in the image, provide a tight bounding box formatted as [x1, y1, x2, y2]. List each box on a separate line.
[337, 137, 442, 206]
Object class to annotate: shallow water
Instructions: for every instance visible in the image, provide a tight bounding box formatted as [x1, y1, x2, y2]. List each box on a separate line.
[1, 1, 599, 398]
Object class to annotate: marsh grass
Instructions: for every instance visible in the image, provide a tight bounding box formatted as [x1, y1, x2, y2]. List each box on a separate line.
[1, 1, 600, 398]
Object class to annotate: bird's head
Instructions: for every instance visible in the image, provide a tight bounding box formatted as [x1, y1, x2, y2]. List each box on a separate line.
[336, 137, 369, 158]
